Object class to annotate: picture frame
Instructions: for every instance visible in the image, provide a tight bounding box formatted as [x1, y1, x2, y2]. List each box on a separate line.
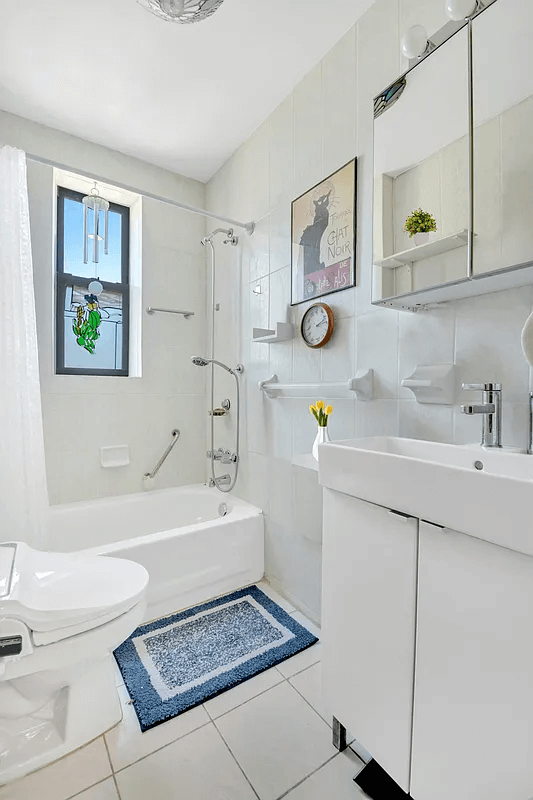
[291, 158, 357, 306]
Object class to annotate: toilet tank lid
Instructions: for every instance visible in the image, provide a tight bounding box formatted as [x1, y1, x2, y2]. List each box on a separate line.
[0, 544, 16, 599]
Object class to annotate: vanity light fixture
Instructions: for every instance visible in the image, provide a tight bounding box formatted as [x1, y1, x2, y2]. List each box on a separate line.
[400, 24, 434, 60]
[444, 0, 479, 21]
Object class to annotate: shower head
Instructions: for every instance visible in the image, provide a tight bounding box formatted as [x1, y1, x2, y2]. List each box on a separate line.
[191, 356, 210, 367]
[137, 0, 225, 24]
[191, 356, 243, 375]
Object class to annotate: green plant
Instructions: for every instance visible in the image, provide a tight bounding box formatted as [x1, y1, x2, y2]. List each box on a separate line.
[404, 208, 437, 238]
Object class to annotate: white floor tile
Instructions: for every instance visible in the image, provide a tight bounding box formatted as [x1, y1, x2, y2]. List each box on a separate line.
[72, 778, 119, 800]
[115, 723, 257, 800]
[289, 662, 331, 725]
[215, 681, 337, 800]
[105, 685, 210, 772]
[283, 750, 365, 800]
[204, 666, 284, 719]
[275, 642, 321, 679]
[0, 738, 111, 800]
[256, 580, 296, 613]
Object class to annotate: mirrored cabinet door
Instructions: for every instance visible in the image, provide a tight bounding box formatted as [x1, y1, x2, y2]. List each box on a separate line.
[472, 0, 533, 276]
[373, 27, 470, 305]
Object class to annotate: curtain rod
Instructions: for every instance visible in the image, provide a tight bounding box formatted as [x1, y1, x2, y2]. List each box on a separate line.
[25, 152, 255, 235]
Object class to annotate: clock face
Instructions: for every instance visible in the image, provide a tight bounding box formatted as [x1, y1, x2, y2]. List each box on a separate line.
[301, 303, 334, 348]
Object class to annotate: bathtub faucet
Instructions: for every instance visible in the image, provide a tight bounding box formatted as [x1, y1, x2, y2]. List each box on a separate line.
[209, 475, 232, 488]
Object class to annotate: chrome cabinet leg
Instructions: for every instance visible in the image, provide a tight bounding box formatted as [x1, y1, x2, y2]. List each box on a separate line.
[332, 717, 347, 751]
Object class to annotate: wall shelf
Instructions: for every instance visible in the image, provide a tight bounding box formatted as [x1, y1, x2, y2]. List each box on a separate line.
[292, 454, 319, 472]
[253, 323, 293, 343]
[375, 230, 470, 269]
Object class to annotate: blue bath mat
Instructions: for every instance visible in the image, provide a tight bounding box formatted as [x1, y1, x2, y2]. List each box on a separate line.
[114, 585, 318, 731]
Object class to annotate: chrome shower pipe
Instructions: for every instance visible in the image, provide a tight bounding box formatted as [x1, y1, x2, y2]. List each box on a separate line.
[201, 230, 241, 493]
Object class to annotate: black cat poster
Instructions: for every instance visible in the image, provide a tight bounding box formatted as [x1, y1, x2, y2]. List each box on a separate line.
[291, 159, 356, 305]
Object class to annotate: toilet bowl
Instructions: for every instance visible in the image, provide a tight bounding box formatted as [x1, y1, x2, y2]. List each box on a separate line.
[0, 541, 149, 785]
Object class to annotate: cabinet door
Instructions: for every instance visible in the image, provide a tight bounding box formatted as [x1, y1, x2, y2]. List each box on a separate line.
[321, 489, 418, 792]
[412, 522, 533, 800]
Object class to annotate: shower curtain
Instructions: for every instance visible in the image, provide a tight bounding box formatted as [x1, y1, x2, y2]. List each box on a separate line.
[0, 145, 48, 548]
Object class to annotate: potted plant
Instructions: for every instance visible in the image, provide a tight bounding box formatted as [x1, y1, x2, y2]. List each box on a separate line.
[309, 400, 333, 460]
[404, 208, 437, 245]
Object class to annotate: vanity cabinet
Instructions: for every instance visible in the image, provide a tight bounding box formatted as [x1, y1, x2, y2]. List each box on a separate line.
[322, 492, 533, 799]
[411, 522, 533, 800]
[321, 489, 418, 793]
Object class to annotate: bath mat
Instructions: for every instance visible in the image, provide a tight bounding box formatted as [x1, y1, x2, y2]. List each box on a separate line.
[114, 585, 318, 731]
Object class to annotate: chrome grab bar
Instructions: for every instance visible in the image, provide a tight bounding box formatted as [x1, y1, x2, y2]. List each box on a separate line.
[146, 307, 194, 319]
[144, 429, 180, 479]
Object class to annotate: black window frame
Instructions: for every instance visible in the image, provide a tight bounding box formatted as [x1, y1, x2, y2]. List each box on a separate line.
[56, 186, 130, 377]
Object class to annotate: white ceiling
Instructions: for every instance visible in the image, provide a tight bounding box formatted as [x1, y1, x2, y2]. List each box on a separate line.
[0, 0, 374, 183]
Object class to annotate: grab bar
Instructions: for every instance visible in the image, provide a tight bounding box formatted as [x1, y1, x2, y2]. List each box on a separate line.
[146, 307, 194, 319]
[144, 429, 180, 479]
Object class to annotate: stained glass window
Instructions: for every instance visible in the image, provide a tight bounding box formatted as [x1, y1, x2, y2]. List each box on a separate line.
[56, 187, 130, 376]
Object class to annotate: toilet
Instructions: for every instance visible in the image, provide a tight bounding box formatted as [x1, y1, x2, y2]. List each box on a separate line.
[0, 541, 148, 785]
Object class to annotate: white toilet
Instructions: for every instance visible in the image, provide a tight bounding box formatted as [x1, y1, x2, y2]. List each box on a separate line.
[0, 541, 149, 785]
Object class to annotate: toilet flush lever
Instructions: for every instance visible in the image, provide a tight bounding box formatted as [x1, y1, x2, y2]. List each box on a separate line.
[0, 636, 22, 657]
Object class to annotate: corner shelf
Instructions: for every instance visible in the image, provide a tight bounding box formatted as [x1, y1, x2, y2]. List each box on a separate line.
[253, 323, 293, 343]
[375, 230, 470, 269]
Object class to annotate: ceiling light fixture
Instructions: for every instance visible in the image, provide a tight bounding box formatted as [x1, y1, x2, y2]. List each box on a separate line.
[137, 0, 225, 24]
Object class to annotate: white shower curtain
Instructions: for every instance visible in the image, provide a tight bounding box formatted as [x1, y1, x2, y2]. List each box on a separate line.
[0, 145, 49, 548]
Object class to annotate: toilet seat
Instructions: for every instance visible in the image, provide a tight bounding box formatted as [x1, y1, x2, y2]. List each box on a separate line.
[0, 542, 148, 645]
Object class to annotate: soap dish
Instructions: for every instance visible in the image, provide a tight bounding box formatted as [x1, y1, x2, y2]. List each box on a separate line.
[401, 364, 455, 405]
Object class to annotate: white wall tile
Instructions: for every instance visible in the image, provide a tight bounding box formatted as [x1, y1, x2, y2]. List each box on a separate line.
[294, 63, 324, 198]
[322, 26, 358, 177]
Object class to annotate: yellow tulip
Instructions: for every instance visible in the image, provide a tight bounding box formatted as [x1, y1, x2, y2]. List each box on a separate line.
[326, 405, 333, 415]
[309, 405, 316, 414]
[316, 400, 324, 410]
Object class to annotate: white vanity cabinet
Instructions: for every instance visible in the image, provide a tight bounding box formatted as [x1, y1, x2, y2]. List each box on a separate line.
[411, 522, 533, 800]
[321, 488, 418, 793]
[322, 488, 533, 799]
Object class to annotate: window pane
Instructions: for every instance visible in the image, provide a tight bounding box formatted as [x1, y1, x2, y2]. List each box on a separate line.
[62, 196, 123, 283]
[64, 284, 124, 371]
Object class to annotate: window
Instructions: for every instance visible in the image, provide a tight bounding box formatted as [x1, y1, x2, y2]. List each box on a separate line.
[56, 186, 130, 376]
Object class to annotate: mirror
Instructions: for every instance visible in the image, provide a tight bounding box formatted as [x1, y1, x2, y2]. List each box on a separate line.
[373, 27, 470, 304]
[472, 0, 533, 276]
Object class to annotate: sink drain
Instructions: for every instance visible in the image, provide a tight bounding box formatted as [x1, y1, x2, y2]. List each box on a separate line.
[474, 460, 484, 471]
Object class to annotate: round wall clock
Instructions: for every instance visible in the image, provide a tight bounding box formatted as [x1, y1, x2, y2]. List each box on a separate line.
[301, 302, 335, 349]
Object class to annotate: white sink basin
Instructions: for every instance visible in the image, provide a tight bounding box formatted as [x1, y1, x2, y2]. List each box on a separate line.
[318, 437, 533, 557]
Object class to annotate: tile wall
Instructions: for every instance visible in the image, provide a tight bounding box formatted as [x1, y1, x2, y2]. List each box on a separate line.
[206, 0, 533, 621]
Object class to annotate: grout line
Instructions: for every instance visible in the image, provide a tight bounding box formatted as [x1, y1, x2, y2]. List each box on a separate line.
[203, 669, 286, 722]
[111, 773, 123, 800]
[212, 719, 261, 800]
[112, 719, 212, 776]
[66, 775, 114, 800]
[275, 752, 341, 800]
[287, 674, 331, 729]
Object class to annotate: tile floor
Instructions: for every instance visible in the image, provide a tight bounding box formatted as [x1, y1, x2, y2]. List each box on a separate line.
[0, 583, 366, 800]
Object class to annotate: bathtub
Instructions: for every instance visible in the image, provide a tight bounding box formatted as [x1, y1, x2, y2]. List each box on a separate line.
[48, 485, 264, 622]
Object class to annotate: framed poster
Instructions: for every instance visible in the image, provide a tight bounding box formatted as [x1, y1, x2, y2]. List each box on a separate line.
[291, 158, 357, 305]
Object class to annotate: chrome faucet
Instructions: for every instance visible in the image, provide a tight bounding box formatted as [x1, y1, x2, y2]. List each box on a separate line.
[209, 475, 232, 488]
[461, 383, 502, 448]
[528, 393, 533, 455]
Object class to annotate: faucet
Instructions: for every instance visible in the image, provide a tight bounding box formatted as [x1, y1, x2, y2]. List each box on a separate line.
[209, 475, 232, 488]
[461, 383, 502, 448]
[528, 393, 533, 454]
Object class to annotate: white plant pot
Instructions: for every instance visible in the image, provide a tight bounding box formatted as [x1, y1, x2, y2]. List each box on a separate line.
[414, 232, 430, 246]
[312, 425, 331, 461]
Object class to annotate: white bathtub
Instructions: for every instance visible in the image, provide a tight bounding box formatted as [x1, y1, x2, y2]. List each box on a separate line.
[48, 485, 264, 622]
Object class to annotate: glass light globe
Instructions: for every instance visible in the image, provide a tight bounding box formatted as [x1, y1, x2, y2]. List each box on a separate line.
[88, 281, 103, 297]
[445, 0, 477, 21]
[401, 25, 429, 59]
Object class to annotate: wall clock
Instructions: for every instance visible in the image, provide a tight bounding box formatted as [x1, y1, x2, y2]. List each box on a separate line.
[301, 302, 335, 349]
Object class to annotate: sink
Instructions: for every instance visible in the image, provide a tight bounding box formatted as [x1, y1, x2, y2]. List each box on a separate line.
[318, 437, 533, 557]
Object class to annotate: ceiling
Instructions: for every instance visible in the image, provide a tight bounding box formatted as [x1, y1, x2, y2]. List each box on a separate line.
[0, 0, 374, 182]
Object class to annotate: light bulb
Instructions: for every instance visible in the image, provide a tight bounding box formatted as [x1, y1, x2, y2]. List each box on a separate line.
[445, 0, 477, 21]
[401, 25, 429, 59]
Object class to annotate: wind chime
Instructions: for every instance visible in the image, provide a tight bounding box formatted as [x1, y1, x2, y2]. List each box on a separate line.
[74, 183, 109, 353]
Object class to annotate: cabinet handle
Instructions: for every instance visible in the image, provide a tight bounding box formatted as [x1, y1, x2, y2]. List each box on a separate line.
[421, 519, 446, 530]
[388, 509, 414, 521]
